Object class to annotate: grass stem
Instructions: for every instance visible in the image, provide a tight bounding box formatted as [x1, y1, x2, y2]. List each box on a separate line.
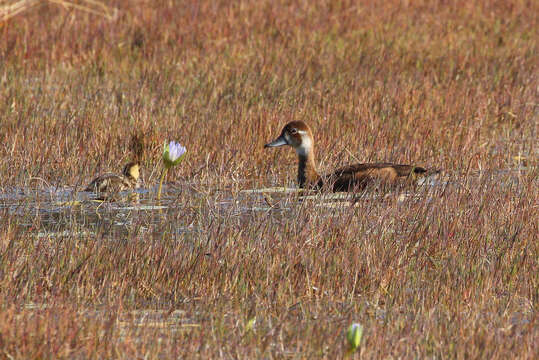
[157, 167, 168, 201]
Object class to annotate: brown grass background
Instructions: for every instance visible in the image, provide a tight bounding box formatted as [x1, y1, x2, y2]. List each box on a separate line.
[0, 0, 537, 358]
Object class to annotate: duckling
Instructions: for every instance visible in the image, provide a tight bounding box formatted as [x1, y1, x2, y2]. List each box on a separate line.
[85, 162, 141, 199]
[264, 121, 439, 192]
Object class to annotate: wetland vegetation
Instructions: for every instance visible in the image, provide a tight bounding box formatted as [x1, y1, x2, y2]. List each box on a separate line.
[0, 0, 537, 358]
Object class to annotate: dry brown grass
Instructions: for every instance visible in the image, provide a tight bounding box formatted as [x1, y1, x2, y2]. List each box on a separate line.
[0, 0, 537, 358]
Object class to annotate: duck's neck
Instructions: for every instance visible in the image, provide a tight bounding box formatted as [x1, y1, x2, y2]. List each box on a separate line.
[297, 152, 320, 188]
[123, 171, 139, 185]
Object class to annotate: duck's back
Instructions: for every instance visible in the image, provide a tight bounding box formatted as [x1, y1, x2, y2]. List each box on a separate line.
[322, 163, 435, 192]
[85, 173, 136, 194]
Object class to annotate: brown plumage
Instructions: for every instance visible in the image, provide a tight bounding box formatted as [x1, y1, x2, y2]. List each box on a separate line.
[85, 162, 141, 199]
[264, 121, 439, 192]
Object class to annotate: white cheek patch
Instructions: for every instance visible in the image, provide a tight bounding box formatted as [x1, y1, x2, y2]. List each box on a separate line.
[296, 134, 312, 156]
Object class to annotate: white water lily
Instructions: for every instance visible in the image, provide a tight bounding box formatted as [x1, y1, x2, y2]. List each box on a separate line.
[346, 323, 363, 352]
[158, 140, 186, 201]
[163, 141, 187, 169]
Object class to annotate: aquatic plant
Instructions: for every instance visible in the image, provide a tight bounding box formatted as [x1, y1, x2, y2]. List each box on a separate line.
[346, 323, 364, 353]
[157, 141, 186, 200]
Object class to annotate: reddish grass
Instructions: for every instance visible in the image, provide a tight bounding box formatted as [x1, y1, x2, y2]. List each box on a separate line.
[0, 0, 537, 358]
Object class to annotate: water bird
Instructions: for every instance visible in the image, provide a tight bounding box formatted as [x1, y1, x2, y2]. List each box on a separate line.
[264, 121, 439, 192]
[85, 162, 141, 199]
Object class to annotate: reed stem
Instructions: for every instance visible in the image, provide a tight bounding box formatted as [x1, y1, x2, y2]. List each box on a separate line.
[157, 167, 168, 201]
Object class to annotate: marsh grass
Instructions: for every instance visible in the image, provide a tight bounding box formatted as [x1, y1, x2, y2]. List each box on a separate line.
[0, 0, 537, 358]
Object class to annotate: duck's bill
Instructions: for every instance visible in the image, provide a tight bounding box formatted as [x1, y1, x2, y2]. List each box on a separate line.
[264, 135, 288, 148]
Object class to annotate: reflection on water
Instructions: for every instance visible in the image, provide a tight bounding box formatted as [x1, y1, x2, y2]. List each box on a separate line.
[0, 186, 196, 239]
[1, 168, 531, 241]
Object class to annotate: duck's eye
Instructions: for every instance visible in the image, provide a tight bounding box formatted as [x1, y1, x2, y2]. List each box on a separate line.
[290, 128, 298, 135]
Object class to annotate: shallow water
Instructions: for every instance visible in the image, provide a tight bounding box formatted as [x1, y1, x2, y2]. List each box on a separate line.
[0, 167, 532, 242]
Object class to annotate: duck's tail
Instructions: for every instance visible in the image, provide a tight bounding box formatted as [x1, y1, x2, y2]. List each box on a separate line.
[413, 167, 442, 187]
[413, 167, 441, 177]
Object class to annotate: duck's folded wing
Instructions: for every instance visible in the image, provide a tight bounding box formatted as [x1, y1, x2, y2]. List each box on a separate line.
[85, 173, 123, 193]
[332, 163, 425, 177]
[326, 163, 436, 191]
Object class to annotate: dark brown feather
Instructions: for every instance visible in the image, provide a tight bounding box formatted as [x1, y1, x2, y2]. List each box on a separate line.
[85, 174, 137, 193]
[85, 162, 140, 200]
[319, 163, 438, 191]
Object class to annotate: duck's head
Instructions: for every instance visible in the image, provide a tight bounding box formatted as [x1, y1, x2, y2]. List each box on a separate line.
[122, 162, 140, 180]
[264, 121, 314, 156]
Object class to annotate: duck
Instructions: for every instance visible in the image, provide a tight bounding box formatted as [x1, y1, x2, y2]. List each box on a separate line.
[264, 121, 439, 192]
[85, 162, 141, 199]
